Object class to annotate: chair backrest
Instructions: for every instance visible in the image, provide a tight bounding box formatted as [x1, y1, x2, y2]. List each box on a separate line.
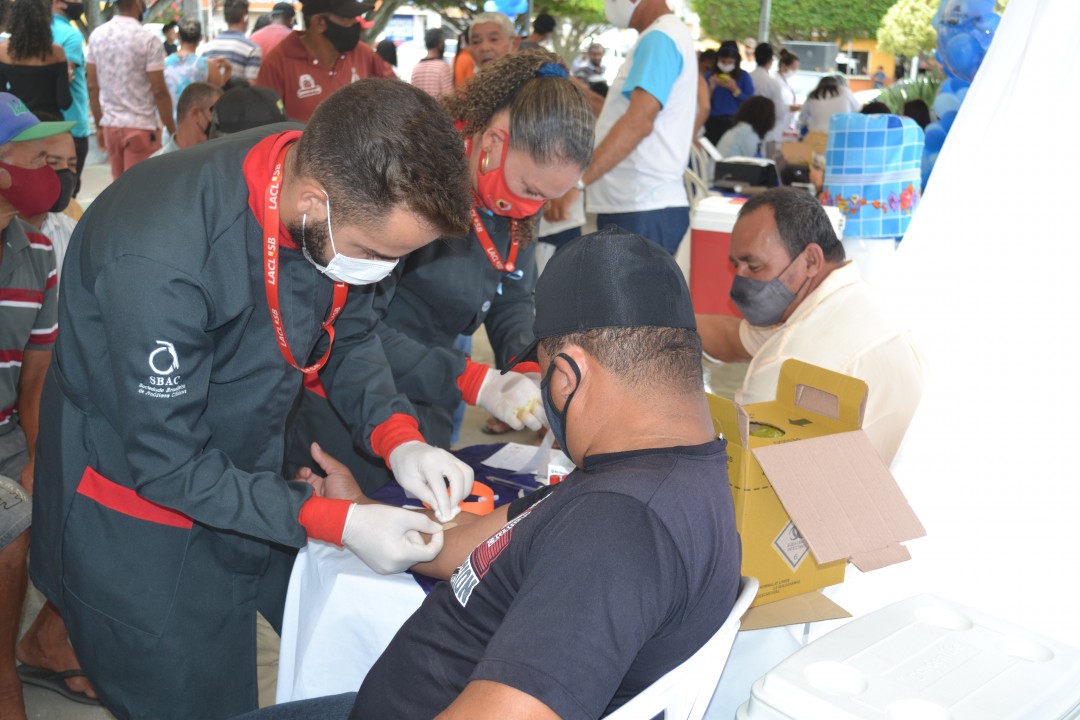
[605, 576, 759, 720]
[689, 140, 712, 185]
[684, 167, 712, 208]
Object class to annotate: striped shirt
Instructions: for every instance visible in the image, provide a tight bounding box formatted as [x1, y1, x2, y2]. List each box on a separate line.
[0, 219, 58, 434]
[410, 57, 453, 98]
[200, 30, 262, 82]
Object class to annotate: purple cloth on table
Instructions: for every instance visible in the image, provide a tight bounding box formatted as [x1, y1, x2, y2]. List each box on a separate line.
[367, 443, 545, 594]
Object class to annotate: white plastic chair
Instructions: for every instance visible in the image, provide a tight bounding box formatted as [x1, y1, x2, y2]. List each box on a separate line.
[606, 576, 759, 720]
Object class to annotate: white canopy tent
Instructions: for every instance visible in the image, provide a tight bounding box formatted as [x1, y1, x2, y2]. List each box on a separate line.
[823, 0, 1080, 647]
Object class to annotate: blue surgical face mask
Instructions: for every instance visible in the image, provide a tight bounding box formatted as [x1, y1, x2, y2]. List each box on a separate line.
[728, 251, 805, 327]
[541, 353, 580, 465]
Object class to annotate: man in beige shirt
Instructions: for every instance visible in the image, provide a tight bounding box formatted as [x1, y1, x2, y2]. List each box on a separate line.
[696, 187, 925, 464]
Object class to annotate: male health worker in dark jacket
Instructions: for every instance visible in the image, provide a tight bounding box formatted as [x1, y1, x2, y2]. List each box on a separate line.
[30, 79, 475, 720]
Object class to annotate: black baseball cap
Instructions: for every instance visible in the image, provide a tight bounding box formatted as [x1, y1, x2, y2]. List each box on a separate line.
[505, 226, 696, 371]
[212, 86, 288, 134]
[300, 0, 373, 16]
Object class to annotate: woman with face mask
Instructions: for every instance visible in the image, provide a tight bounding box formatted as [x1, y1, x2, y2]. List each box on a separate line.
[776, 48, 801, 137]
[704, 41, 754, 145]
[286, 49, 596, 496]
[0, 0, 72, 118]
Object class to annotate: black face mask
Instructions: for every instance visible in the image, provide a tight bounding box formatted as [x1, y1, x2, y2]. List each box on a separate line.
[63, 1, 84, 20]
[322, 19, 362, 53]
[49, 169, 76, 214]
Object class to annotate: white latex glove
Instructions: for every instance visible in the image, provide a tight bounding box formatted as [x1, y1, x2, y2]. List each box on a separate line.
[340, 503, 445, 574]
[476, 369, 547, 431]
[388, 440, 474, 522]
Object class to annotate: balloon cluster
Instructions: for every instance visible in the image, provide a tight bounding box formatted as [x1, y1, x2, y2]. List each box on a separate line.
[483, 0, 527, 17]
[922, 0, 1001, 187]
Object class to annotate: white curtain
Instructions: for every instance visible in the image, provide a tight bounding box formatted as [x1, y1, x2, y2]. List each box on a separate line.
[827, 0, 1080, 646]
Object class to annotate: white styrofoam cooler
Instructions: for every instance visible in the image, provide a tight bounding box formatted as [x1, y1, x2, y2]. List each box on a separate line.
[737, 594, 1080, 720]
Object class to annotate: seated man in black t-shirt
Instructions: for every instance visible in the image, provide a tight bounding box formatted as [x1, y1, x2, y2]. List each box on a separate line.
[238, 227, 742, 720]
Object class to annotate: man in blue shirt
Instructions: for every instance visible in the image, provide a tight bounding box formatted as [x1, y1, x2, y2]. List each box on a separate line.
[49, 0, 90, 195]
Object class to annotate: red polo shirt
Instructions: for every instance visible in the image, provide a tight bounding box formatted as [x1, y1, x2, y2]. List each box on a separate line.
[255, 31, 394, 121]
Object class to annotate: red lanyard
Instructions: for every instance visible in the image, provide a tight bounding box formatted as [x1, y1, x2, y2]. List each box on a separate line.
[470, 208, 518, 273]
[263, 144, 348, 374]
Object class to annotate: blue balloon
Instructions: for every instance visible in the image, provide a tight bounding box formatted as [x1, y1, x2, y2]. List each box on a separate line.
[938, 109, 958, 132]
[944, 32, 984, 83]
[493, 0, 525, 17]
[933, 92, 961, 118]
[955, 87, 968, 103]
[924, 122, 947, 153]
[939, 77, 967, 96]
[934, 0, 1002, 83]
[921, 150, 939, 190]
[978, 13, 1001, 47]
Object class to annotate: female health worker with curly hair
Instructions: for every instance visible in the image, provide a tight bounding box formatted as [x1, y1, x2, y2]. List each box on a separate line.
[285, 49, 595, 498]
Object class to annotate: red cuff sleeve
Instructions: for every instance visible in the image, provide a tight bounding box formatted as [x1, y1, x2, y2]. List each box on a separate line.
[512, 361, 541, 375]
[457, 358, 490, 405]
[370, 413, 425, 464]
[298, 496, 353, 544]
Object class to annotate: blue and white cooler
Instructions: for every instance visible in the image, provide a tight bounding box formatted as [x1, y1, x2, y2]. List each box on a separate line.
[821, 113, 924, 285]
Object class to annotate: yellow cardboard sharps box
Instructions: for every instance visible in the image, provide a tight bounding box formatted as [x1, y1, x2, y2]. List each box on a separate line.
[710, 359, 925, 610]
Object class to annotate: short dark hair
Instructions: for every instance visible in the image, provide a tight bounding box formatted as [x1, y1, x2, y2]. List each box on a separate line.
[903, 99, 931, 129]
[532, 12, 555, 35]
[778, 48, 798, 68]
[176, 81, 222, 120]
[754, 42, 773, 66]
[295, 79, 471, 237]
[163, 20, 179, 32]
[539, 327, 704, 395]
[860, 101, 890, 114]
[739, 187, 845, 263]
[271, 1, 295, 17]
[424, 27, 445, 50]
[733, 95, 775, 138]
[223, 0, 249, 24]
[178, 19, 202, 44]
[376, 38, 397, 67]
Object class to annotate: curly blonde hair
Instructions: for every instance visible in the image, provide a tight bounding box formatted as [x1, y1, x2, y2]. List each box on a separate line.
[442, 49, 595, 245]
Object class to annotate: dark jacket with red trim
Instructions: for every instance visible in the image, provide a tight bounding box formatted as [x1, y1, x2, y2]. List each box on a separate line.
[285, 209, 536, 487]
[30, 125, 416, 611]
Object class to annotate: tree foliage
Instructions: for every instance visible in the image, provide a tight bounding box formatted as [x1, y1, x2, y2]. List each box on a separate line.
[694, 0, 895, 43]
[876, 0, 937, 58]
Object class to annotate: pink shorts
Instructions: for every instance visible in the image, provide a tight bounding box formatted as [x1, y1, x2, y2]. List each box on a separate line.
[103, 126, 161, 179]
